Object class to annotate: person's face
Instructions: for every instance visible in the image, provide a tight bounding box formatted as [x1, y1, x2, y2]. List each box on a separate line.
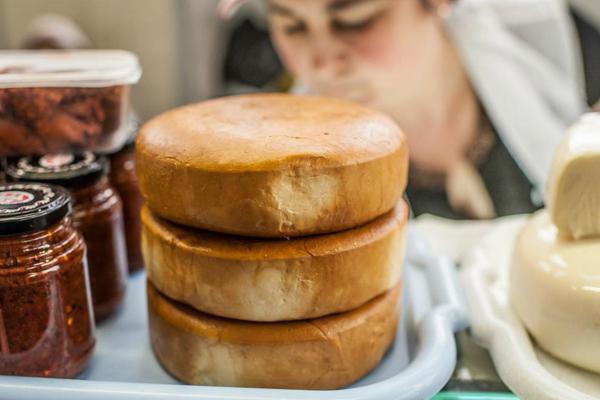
[268, 0, 449, 118]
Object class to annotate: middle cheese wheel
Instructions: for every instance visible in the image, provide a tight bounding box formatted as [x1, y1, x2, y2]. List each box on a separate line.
[136, 93, 408, 237]
[142, 201, 408, 321]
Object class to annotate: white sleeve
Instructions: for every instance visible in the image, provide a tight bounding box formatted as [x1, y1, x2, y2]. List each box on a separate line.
[446, 0, 587, 193]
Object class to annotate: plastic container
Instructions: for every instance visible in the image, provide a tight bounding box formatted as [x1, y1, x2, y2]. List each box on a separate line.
[6, 153, 128, 322]
[461, 216, 600, 400]
[0, 227, 468, 399]
[0, 183, 95, 378]
[0, 50, 141, 156]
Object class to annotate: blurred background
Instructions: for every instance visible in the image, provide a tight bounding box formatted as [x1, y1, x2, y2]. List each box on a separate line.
[0, 0, 282, 120]
[0, 0, 597, 117]
[1, 0, 599, 221]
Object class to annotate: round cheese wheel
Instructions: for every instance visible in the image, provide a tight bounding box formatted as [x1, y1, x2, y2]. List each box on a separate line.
[547, 113, 600, 240]
[510, 210, 600, 373]
[142, 201, 407, 321]
[136, 93, 408, 237]
[148, 281, 401, 389]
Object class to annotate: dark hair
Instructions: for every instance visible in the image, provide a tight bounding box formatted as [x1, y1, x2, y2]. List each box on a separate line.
[421, 0, 457, 10]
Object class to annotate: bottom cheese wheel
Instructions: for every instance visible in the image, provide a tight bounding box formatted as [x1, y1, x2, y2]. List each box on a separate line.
[148, 281, 401, 389]
[510, 210, 600, 373]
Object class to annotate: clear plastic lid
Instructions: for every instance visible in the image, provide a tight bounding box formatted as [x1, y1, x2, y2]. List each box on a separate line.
[0, 50, 142, 88]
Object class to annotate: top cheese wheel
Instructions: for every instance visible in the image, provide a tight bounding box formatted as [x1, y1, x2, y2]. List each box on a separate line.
[137, 93, 408, 237]
[547, 113, 600, 240]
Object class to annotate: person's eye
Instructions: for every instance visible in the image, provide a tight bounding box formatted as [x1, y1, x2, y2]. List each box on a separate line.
[332, 13, 381, 33]
[284, 21, 308, 36]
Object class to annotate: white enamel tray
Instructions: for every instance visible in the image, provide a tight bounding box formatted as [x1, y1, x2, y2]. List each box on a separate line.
[0, 227, 468, 400]
[461, 216, 600, 400]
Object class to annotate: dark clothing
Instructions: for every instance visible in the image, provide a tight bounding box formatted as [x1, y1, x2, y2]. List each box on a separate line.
[407, 130, 538, 219]
[573, 10, 600, 107]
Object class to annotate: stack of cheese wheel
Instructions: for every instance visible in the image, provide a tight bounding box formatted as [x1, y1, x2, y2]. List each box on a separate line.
[510, 113, 600, 374]
[136, 94, 410, 389]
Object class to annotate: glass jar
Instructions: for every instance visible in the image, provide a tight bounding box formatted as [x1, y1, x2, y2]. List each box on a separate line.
[0, 158, 5, 183]
[110, 140, 144, 273]
[7, 153, 128, 321]
[0, 183, 95, 377]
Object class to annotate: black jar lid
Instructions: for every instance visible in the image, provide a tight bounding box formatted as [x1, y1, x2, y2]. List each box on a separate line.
[6, 152, 108, 187]
[0, 183, 71, 236]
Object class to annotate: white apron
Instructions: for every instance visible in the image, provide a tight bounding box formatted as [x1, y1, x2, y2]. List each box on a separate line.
[445, 0, 587, 199]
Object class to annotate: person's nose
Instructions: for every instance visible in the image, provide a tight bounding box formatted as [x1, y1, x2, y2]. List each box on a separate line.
[309, 30, 350, 78]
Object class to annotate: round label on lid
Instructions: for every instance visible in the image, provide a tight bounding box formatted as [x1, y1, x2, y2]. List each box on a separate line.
[0, 183, 71, 236]
[0, 190, 35, 205]
[6, 152, 107, 188]
[17, 152, 95, 174]
[39, 153, 75, 168]
[0, 184, 56, 215]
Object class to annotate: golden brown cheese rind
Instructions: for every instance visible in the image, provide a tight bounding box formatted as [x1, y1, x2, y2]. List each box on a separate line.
[136, 93, 408, 237]
[142, 201, 407, 321]
[148, 281, 401, 389]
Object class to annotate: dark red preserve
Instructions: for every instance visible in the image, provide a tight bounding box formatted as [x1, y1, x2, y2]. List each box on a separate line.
[110, 140, 144, 273]
[0, 183, 95, 377]
[0, 158, 5, 183]
[7, 153, 128, 321]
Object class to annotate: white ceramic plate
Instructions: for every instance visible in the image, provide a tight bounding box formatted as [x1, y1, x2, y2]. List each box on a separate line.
[461, 216, 600, 400]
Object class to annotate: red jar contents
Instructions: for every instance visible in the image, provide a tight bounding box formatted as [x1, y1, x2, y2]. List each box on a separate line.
[110, 141, 144, 272]
[70, 175, 128, 320]
[7, 153, 128, 321]
[0, 183, 95, 377]
[0, 86, 128, 155]
[0, 158, 5, 183]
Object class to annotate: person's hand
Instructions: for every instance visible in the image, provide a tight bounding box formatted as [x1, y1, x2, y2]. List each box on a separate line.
[406, 128, 473, 174]
[446, 158, 496, 220]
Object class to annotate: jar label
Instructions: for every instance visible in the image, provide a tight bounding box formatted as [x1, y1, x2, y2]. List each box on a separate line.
[0, 191, 35, 205]
[14, 152, 98, 176]
[39, 153, 75, 168]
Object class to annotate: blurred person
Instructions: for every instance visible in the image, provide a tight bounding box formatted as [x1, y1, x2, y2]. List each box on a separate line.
[220, 0, 588, 220]
[20, 14, 91, 50]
